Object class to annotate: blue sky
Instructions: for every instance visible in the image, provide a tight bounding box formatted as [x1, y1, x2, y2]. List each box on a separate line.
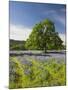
[9, 1, 66, 44]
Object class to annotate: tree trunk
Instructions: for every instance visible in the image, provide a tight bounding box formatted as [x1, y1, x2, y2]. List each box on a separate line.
[44, 48, 47, 53]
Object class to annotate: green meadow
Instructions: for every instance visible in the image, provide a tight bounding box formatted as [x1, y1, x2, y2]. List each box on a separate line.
[9, 57, 66, 89]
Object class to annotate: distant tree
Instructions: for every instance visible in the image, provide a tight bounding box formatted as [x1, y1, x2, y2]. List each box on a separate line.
[10, 40, 26, 50]
[25, 19, 63, 52]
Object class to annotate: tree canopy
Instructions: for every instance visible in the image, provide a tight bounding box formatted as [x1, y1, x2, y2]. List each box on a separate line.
[25, 19, 63, 52]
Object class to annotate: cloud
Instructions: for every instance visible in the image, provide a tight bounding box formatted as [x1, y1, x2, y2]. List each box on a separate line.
[43, 10, 65, 28]
[10, 24, 65, 45]
[59, 33, 66, 45]
[10, 24, 32, 41]
[53, 14, 65, 26]
[42, 10, 56, 16]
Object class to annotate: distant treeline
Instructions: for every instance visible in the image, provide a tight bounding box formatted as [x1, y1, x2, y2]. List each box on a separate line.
[10, 39, 65, 50]
[10, 39, 26, 50]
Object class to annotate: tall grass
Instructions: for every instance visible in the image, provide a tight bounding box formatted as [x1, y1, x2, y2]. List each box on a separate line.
[9, 57, 66, 89]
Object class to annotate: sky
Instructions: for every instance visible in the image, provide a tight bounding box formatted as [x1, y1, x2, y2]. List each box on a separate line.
[9, 1, 66, 44]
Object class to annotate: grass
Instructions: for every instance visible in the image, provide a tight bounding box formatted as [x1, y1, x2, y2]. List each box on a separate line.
[9, 57, 66, 89]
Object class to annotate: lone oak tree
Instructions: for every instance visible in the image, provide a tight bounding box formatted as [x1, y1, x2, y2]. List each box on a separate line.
[25, 19, 63, 52]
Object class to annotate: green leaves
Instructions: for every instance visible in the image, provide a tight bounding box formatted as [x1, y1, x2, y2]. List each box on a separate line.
[9, 57, 24, 88]
[9, 57, 66, 88]
[25, 19, 64, 51]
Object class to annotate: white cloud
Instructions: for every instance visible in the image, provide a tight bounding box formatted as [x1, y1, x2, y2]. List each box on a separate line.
[43, 10, 65, 27]
[10, 24, 65, 45]
[10, 24, 32, 41]
[59, 33, 66, 45]
[54, 14, 65, 26]
[43, 10, 56, 16]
